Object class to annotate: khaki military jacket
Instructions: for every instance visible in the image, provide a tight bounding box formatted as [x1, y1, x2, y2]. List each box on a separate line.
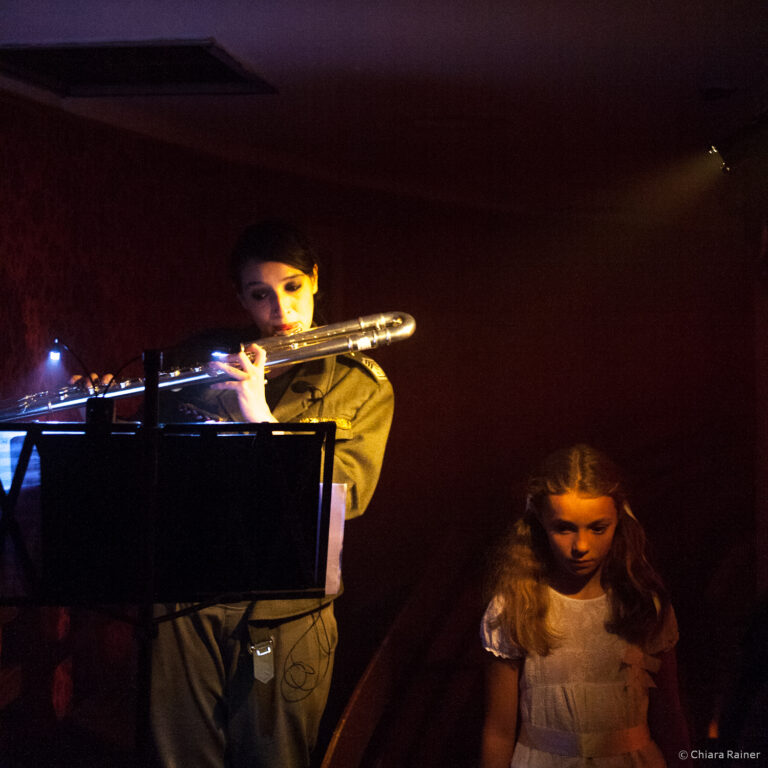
[161, 351, 394, 619]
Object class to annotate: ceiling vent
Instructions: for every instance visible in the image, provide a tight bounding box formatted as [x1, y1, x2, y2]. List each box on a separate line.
[0, 38, 277, 96]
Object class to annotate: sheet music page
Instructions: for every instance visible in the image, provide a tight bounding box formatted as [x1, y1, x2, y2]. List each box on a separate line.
[324, 483, 347, 595]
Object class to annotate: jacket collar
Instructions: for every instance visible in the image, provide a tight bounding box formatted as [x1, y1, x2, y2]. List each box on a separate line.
[272, 356, 335, 422]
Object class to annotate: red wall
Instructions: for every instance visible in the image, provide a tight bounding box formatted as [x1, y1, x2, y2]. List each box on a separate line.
[0, 90, 759, 739]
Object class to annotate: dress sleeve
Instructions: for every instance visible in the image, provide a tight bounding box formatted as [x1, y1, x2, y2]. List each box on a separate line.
[647, 603, 680, 655]
[480, 596, 524, 660]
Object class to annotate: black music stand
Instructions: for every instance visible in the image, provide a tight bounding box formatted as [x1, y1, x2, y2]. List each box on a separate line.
[0, 421, 336, 604]
[0, 419, 337, 764]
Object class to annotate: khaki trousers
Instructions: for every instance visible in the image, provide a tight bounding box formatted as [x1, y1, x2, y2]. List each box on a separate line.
[150, 602, 337, 768]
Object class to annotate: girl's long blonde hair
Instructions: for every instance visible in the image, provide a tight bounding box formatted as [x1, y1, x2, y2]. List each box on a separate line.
[487, 444, 670, 656]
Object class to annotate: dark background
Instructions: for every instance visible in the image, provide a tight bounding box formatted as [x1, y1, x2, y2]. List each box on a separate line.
[0, 1, 767, 757]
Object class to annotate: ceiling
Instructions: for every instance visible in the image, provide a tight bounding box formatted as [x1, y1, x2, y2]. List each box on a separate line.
[1, 0, 767, 212]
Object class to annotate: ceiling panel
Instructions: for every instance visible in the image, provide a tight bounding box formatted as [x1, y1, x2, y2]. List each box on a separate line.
[1, 0, 766, 210]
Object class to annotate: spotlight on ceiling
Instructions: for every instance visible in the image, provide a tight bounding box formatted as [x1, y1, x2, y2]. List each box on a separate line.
[711, 110, 768, 174]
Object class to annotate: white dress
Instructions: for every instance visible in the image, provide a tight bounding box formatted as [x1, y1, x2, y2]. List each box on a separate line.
[481, 589, 678, 768]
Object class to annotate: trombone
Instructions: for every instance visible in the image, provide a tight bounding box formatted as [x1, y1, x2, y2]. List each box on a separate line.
[0, 312, 416, 422]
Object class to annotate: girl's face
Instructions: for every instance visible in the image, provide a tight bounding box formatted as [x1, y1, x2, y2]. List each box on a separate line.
[238, 260, 318, 338]
[540, 492, 618, 584]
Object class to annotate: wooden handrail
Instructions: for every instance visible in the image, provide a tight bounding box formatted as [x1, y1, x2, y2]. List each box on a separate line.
[320, 521, 493, 768]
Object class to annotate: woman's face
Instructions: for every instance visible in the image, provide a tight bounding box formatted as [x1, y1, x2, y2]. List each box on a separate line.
[238, 260, 318, 338]
[540, 492, 618, 583]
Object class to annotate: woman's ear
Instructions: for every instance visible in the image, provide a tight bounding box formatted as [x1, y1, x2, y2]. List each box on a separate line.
[311, 264, 319, 294]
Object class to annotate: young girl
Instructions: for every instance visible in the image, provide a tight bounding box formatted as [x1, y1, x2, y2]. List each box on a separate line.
[480, 444, 689, 768]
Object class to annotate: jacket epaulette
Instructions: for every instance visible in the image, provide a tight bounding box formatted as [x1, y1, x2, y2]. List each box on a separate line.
[346, 352, 389, 383]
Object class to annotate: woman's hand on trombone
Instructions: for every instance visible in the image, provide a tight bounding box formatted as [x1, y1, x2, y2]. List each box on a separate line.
[210, 343, 277, 423]
[69, 373, 114, 391]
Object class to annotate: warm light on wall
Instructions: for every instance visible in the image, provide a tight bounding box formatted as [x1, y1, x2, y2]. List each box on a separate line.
[615, 151, 725, 228]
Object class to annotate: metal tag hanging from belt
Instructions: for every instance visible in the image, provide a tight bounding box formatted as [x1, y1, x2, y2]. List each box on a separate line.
[249, 638, 275, 683]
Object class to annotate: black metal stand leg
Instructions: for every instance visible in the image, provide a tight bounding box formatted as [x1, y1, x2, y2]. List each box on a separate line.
[134, 349, 162, 766]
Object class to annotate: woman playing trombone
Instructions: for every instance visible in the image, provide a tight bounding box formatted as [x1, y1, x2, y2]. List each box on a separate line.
[150, 219, 394, 768]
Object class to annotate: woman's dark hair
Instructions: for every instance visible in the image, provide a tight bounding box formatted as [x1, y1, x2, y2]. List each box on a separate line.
[229, 219, 318, 290]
